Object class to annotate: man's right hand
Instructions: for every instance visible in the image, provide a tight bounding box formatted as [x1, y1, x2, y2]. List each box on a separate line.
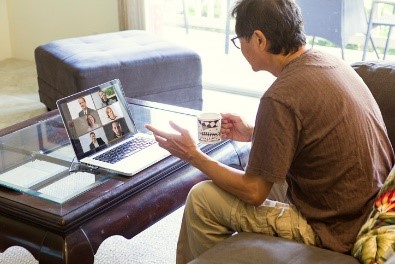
[220, 113, 254, 142]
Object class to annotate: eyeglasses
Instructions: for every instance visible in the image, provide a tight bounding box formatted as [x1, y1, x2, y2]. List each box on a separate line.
[231, 36, 241, 49]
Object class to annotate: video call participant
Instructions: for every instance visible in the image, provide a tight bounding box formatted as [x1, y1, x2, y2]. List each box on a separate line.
[86, 114, 100, 131]
[99, 90, 118, 107]
[78, 97, 94, 117]
[106, 106, 118, 121]
[89, 131, 105, 150]
[112, 120, 124, 139]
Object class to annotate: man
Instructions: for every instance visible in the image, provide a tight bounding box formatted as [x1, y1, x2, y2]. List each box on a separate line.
[146, 0, 394, 263]
[78, 97, 94, 117]
[112, 120, 124, 139]
[99, 90, 117, 107]
[89, 131, 105, 150]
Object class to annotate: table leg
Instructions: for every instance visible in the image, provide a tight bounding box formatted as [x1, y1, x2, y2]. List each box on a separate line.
[39, 229, 95, 264]
[0, 214, 95, 264]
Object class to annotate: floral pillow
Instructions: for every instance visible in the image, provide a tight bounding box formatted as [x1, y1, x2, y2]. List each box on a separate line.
[352, 166, 395, 264]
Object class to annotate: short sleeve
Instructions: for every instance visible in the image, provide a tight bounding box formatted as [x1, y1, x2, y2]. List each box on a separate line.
[246, 97, 302, 183]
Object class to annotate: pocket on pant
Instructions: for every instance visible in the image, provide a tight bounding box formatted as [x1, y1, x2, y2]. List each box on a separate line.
[269, 206, 294, 240]
[235, 202, 272, 235]
[236, 200, 288, 236]
[275, 205, 316, 245]
[234, 199, 316, 245]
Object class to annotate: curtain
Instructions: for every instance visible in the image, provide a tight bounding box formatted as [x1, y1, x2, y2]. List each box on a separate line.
[118, 0, 146, 30]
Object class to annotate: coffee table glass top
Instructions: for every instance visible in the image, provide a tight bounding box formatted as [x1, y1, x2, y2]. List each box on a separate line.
[0, 114, 115, 203]
[0, 99, 198, 204]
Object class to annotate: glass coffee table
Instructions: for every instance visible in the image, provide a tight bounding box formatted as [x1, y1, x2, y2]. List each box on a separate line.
[0, 98, 250, 264]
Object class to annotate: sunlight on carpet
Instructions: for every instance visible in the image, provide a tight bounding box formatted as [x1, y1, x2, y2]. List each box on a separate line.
[0, 58, 47, 129]
[0, 94, 47, 129]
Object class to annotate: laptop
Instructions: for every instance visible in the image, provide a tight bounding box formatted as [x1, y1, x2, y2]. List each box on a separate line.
[56, 79, 170, 176]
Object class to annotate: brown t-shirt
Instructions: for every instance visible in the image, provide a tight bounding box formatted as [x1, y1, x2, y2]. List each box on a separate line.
[246, 49, 394, 253]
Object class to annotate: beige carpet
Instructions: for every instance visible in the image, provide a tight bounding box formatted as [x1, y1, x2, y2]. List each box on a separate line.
[0, 59, 47, 129]
[0, 58, 184, 264]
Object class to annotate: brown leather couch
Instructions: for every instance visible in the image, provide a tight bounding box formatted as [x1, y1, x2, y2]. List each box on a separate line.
[190, 61, 395, 264]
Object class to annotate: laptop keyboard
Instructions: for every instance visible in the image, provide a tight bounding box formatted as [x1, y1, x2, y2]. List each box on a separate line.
[94, 136, 156, 164]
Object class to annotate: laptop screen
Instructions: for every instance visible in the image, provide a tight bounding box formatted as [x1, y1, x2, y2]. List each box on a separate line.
[57, 79, 137, 160]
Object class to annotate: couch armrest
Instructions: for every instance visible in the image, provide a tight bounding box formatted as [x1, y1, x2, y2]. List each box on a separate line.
[189, 233, 359, 264]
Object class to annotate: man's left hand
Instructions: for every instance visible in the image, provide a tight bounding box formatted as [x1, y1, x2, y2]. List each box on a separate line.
[145, 121, 200, 162]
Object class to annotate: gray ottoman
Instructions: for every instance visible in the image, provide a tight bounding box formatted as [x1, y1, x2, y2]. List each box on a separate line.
[35, 30, 202, 110]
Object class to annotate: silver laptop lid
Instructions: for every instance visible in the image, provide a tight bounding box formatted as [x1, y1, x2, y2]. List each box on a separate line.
[56, 79, 138, 161]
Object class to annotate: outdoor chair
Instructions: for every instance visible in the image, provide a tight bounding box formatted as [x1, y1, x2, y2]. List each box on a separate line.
[362, 0, 395, 60]
[296, 0, 367, 60]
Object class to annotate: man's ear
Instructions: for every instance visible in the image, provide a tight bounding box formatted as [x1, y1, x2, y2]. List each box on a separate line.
[253, 30, 268, 51]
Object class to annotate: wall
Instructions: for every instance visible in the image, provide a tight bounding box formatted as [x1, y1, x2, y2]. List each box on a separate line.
[0, 0, 11, 60]
[5, 0, 119, 61]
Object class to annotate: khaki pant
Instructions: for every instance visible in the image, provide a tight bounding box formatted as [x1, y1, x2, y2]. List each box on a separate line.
[176, 181, 317, 264]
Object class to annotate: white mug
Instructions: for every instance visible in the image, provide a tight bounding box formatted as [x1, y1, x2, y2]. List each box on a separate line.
[197, 113, 222, 144]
